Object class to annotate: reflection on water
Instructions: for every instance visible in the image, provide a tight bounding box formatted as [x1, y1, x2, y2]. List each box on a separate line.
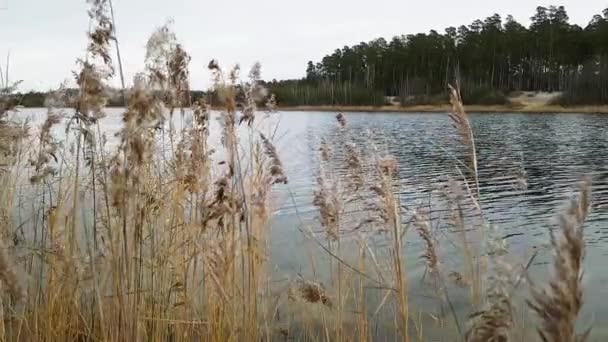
[15, 108, 608, 338]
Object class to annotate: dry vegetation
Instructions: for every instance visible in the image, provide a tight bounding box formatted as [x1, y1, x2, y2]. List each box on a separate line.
[0, 1, 597, 341]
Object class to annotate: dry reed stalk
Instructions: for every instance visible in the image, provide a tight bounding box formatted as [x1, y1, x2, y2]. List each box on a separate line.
[319, 138, 331, 162]
[344, 142, 364, 190]
[466, 291, 513, 342]
[445, 178, 482, 305]
[110, 75, 166, 340]
[0, 86, 28, 177]
[368, 153, 409, 340]
[110, 79, 163, 212]
[74, 64, 108, 121]
[466, 229, 515, 342]
[145, 21, 178, 91]
[412, 204, 467, 337]
[259, 133, 288, 185]
[313, 175, 340, 241]
[167, 44, 191, 112]
[414, 209, 439, 277]
[527, 178, 592, 342]
[358, 242, 369, 341]
[239, 62, 266, 126]
[86, 0, 114, 70]
[448, 84, 479, 198]
[29, 110, 62, 184]
[0, 240, 24, 302]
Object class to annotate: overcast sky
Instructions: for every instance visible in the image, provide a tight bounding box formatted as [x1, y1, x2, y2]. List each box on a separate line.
[1, 0, 607, 91]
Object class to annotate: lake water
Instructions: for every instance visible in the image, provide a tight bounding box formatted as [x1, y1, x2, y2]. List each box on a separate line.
[267, 110, 608, 338]
[13, 108, 608, 338]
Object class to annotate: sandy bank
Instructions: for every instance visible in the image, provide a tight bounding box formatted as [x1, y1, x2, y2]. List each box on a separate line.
[277, 104, 608, 114]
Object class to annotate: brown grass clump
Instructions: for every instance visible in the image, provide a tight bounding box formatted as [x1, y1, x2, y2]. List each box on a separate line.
[527, 178, 592, 342]
[298, 280, 333, 309]
[336, 112, 346, 127]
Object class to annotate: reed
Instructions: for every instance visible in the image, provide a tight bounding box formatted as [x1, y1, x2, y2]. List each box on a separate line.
[527, 179, 592, 342]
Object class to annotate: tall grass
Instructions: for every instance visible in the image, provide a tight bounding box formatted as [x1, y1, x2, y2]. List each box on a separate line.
[0, 1, 597, 341]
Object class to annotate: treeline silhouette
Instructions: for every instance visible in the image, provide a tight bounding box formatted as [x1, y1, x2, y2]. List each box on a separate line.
[269, 6, 608, 106]
[9, 90, 208, 108]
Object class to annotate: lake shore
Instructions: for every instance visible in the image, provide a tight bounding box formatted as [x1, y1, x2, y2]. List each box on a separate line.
[277, 104, 608, 114]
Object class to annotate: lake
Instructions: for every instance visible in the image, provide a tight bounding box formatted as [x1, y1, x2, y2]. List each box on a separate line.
[13, 108, 608, 339]
[268, 110, 608, 338]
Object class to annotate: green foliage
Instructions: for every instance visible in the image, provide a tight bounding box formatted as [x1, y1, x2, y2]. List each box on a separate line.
[268, 81, 386, 106]
[19, 92, 46, 107]
[460, 85, 510, 105]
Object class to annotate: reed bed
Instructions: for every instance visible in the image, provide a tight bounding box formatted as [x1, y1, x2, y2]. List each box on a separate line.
[0, 1, 597, 341]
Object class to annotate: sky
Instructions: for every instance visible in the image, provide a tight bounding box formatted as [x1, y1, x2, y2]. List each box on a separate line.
[1, 0, 607, 91]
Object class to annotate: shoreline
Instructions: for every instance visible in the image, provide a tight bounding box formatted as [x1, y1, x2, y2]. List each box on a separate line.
[277, 104, 608, 114]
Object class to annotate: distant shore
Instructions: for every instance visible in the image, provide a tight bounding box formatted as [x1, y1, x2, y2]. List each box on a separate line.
[277, 104, 608, 114]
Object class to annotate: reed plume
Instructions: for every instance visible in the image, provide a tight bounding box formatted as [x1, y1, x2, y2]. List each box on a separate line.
[0, 240, 25, 302]
[465, 290, 512, 342]
[0, 88, 28, 174]
[110, 78, 163, 210]
[29, 112, 61, 184]
[86, 0, 114, 70]
[73, 0, 115, 123]
[336, 112, 346, 127]
[466, 228, 515, 342]
[448, 84, 479, 196]
[313, 176, 340, 241]
[414, 209, 439, 276]
[239, 62, 266, 126]
[167, 43, 191, 112]
[319, 138, 331, 162]
[527, 178, 592, 342]
[259, 133, 288, 185]
[145, 21, 177, 90]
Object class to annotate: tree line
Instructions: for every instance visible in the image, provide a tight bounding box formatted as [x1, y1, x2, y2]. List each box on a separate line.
[8, 90, 208, 108]
[269, 6, 608, 106]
